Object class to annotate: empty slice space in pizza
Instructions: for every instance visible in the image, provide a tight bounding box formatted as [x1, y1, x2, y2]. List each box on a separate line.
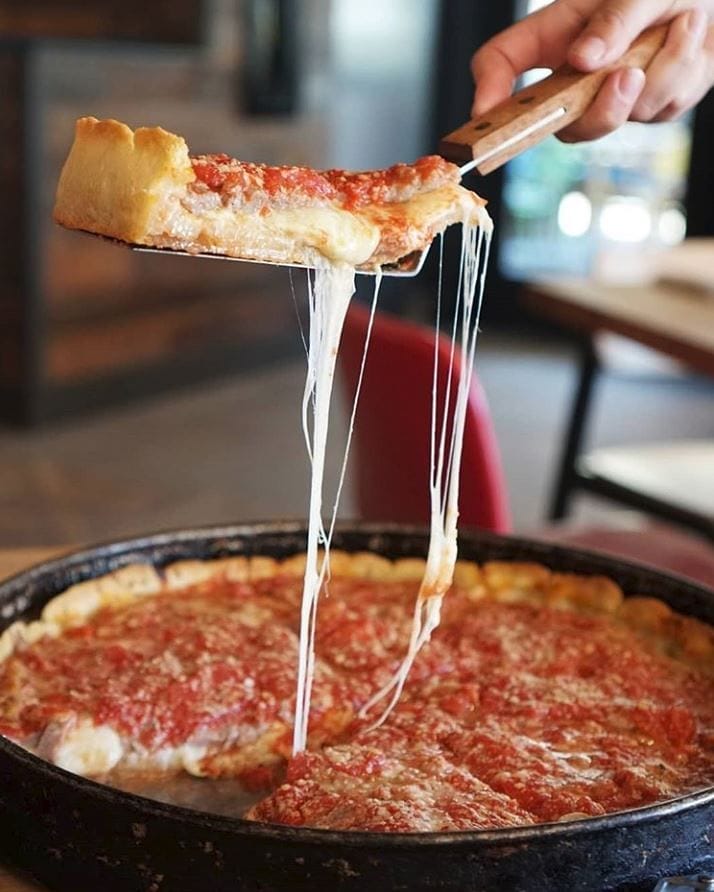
[53, 117, 489, 270]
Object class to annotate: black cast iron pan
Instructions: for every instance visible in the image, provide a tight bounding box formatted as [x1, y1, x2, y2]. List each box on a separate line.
[0, 522, 713, 892]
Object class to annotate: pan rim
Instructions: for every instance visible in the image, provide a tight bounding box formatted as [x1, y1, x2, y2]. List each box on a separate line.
[1, 519, 713, 849]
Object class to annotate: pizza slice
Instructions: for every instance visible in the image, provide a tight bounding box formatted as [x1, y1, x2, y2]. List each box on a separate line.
[52, 117, 488, 270]
[0, 558, 358, 784]
[246, 738, 536, 832]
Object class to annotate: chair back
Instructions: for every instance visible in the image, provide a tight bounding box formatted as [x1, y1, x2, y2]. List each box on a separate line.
[339, 300, 511, 532]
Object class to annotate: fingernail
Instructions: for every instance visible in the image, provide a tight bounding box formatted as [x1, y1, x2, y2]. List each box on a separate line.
[617, 67, 645, 102]
[572, 34, 607, 65]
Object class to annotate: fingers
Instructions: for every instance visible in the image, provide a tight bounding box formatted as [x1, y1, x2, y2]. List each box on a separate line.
[471, 20, 540, 117]
[568, 0, 683, 70]
[557, 67, 645, 143]
[559, 11, 714, 140]
[631, 9, 708, 120]
[559, 5, 714, 140]
[470, 0, 714, 143]
[471, 4, 586, 116]
[471, 41, 520, 118]
[650, 23, 714, 121]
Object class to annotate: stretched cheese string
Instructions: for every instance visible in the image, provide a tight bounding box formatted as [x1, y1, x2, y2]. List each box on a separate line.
[293, 210, 490, 750]
[324, 272, 382, 551]
[292, 266, 382, 756]
[359, 218, 492, 727]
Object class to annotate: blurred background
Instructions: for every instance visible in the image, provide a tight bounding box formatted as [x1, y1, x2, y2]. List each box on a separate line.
[0, 0, 712, 557]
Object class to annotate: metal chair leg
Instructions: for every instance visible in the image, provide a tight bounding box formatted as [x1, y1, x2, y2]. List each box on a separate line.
[548, 336, 600, 521]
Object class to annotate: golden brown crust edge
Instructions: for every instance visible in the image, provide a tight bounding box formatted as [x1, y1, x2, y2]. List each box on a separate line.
[2, 552, 712, 674]
[53, 116, 194, 244]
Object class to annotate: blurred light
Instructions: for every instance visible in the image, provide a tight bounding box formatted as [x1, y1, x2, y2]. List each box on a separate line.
[332, 0, 434, 79]
[599, 197, 652, 243]
[557, 191, 592, 237]
[658, 207, 687, 246]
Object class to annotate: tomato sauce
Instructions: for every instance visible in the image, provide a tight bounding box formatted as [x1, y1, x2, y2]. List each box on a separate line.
[190, 153, 457, 210]
[2, 573, 713, 830]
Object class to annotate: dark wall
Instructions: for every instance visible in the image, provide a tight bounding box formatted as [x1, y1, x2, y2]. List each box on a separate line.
[428, 0, 522, 330]
[686, 89, 714, 238]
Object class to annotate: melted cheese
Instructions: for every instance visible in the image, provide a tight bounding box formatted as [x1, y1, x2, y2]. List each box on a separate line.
[159, 198, 381, 267]
[292, 265, 355, 754]
[157, 183, 486, 269]
[292, 210, 492, 752]
[359, 220, 492, 727]
[292, 267, 383, 755]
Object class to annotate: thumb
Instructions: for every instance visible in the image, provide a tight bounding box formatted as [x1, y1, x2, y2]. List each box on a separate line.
[568, 0, 678, 70]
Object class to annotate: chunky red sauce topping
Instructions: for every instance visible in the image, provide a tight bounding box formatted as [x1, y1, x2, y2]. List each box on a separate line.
[0, 579, 358, 753]
[190, 154, 457, 211]
[1, 573, 713, 831]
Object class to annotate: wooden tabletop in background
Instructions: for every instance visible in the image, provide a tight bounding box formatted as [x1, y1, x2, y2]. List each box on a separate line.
[0, 548, 67, 581]
[0, 867, 46, 892]
[523, 278, 714, 378]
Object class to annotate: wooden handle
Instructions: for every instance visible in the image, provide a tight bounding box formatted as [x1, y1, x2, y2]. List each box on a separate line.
[439, 24, 668, 175]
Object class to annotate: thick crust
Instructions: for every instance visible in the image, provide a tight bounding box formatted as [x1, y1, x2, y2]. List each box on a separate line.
[2, 552, 711, 673]
[53, 116, 194, 244]
[41, 562, 163, 627]
[2, 550, 712, 788]
[53, 117, 489, 268]
[0, 563, 162, 664]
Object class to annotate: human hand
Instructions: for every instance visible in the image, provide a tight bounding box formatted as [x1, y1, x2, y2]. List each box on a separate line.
[471, 0, 714, 142]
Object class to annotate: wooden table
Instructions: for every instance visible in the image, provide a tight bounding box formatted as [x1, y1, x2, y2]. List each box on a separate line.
[522, 277, 714, 531]
[523, 277, 714, 378]
[0, 548, 67, 582]
[0, 867, 46, 892]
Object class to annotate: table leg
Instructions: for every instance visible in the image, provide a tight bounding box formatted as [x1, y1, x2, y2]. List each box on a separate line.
[548, 336, 600, 521]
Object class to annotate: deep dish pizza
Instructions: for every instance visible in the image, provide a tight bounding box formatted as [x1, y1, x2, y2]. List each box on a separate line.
[53, 117, 488, 270]
[1, 553, 713, 832]
[45, 118, 714, 832]
[52, 116, 495, 758]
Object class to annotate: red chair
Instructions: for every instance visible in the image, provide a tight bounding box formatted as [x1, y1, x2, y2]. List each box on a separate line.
[338, 300, 511, 532]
